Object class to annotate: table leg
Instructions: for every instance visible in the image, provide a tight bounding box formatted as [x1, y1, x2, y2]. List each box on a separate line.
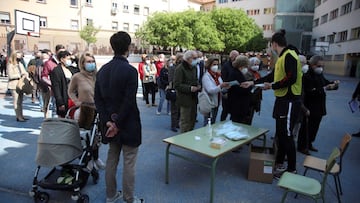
[165, 143, 171, 184]
[262, 133, 266, 148]
[210, 157, 219, 203]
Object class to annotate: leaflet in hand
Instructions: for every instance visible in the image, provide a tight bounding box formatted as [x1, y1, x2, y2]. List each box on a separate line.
[228, 80, 240, 86]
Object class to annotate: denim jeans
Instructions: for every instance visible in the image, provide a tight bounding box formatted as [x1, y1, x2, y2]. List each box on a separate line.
[157, 88, 169, 113]
[105, 142, 139, 202]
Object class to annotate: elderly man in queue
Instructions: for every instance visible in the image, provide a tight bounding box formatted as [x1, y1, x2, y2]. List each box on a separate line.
[174, 50, 201, 133]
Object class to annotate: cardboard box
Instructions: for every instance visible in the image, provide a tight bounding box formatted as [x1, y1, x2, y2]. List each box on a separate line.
[248, 145, 275, 184]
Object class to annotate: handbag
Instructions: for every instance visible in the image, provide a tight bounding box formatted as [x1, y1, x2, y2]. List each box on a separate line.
[166, 88, 176, 101]
[16, 76, 34, 94]
[198, 89, 216, 115]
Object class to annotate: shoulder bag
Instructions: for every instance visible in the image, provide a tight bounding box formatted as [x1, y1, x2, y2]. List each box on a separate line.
[198, 89, 216, 115]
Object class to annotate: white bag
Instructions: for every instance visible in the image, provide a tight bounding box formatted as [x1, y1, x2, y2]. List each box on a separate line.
[198, 89, 216, 115]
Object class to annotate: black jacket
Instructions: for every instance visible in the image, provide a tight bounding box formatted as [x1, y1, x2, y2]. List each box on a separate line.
[94, 56, 141, 147]
[228, 68, 252, 124]
[49, 64, 78, 117]
[302, 68, 333, 116]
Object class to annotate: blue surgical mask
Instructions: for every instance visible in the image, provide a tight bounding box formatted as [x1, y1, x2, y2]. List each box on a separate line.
[191, 60, 198, 67]
[65, 59, 72, 67]
[85, 62, 96, 72]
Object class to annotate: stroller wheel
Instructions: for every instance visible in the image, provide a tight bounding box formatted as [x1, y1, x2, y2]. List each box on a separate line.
[35, 191, 49, 203]
[91, 169, 99, 184]
[77, 194, 89, 203]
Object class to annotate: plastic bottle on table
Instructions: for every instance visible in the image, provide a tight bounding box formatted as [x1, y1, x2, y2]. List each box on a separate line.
[207, 117, 213, 140]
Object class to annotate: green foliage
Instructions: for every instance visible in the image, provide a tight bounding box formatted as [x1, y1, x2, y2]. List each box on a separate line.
[79, 24, 100, 46]
[135, 8, 266, 53]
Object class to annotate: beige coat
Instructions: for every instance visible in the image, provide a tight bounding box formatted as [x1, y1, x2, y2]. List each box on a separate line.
[7, 63, 28, 90]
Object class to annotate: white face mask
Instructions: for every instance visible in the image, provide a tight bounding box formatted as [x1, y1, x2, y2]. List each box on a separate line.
[65, 59, 72, 67]
[302, 65, 309, 73]
[210, 65, 218, 72]
[314, 67, 323, 74]
[251, 65, 259, 71]
[145, 60, 150, 64]
[241, 68, 248, 75]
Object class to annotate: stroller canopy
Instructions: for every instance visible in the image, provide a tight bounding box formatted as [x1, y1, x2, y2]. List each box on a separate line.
[36, 118, 82, 167]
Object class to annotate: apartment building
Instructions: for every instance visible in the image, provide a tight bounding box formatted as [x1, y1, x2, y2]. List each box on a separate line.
[312, 0, 360, 77]
[0, 0, 201, 55]
[216, 0, 276, 39]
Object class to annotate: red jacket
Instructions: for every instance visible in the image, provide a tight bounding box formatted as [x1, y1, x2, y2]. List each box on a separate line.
[155, 61, 164, 77]
[138, 61, 145, 80]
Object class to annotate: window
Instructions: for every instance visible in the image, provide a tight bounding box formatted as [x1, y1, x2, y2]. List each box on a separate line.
[246, 9, 260, 16]
[86, 0, 92, 5]
[350, 27, 360, 40]
[70, 0, 78, 6]
[312, 39, 317, 46]
[112, 21, 118, 30]
[0, 12, 10, 24]
[218, 0, 228, 3]
[315, 0, 321, 7]
[37, 0, 46, 3]
[112, 2, 117, 9]
[71, 20, 79, 30]
[329, 9, 338, 20]
[327, 34, 335, 43]
[339, 30, 348, 42]
[123, 4, 129, 13]
[262, 24, 273, 31]
[313, 18, 319, 27]
[341, 1, 352, 15]
[143, 7, 149, 16]
[86, 18, 93, 26]
[40, 17, 47, 28]
[264, 8, 274, 14]
[134, 24, 139, 32]
[320, 14, 328, 24]
[134, 5, 140, 14]
[319, 36, 325, 42]
[123, 23, 129, 32]
[356, 0, 360, 9]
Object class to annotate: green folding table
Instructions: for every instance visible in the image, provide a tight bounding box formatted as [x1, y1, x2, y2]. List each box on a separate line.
[163, 121, 269, 203]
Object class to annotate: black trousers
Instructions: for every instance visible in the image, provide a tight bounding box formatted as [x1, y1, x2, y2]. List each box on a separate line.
[274, 98, 301, 172]
[220, 96, 229, 121]
[144, 82, 156, 105]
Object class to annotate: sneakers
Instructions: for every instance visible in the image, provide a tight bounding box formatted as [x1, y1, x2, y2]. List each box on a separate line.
[130, 197, 145, 203]
[106, 191, 123, 203]
[156, 111, 161, 115]
[94, 159, 106, 170]
[274, 169, 297, 180]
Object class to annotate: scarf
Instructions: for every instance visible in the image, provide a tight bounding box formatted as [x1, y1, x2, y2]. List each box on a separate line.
[208, 70, 221, 86]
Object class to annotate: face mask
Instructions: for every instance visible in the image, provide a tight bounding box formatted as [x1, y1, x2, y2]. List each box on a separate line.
[169, 63, 173, 67]
[241, 68, 248, 75]
[302, 65, 309, 73]
[65, 59, 72, 67]
[314, 67, 323, 74]
[85, 63, 96, 72]
[16, 58, 21, 62]
[191, 60, 198, 67]
[145, 60, 150, 64]
[210, 65, 218, 72]
[251, 65, 259, 71]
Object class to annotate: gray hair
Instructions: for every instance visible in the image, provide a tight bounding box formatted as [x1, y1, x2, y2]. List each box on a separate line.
[309, 55, 323, 66]
[298, 55, 307, 65]
[232, 55, 249, 68]
[183, 50, 197, 61]
[249, 57, 260, 66]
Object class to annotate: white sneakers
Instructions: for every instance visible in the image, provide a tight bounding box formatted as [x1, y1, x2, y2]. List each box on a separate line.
[94, 159, 106, 170]
[106, 191, 122, 203]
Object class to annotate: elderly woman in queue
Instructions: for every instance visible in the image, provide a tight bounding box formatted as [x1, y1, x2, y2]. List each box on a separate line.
[50, 50, 79, 118]
[7, 51, 28, 122]
[228, 55, 253, 124]
[201, 56, 229, 126]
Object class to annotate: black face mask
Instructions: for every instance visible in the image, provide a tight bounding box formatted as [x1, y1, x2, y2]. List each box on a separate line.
[16, 58, 22, 62]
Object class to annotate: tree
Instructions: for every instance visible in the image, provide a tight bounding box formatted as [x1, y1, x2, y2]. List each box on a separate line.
[79, 24, 100, 49]
[135, 8, 266, 54]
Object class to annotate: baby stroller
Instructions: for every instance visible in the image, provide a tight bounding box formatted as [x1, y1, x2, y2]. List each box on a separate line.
[29, 107, 101, 203]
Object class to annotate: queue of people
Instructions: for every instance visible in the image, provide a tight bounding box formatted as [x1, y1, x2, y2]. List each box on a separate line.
[4, 29, 355, 202]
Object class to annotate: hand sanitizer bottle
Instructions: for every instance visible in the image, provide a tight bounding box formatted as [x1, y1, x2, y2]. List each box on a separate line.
[207, 118, 212, 140]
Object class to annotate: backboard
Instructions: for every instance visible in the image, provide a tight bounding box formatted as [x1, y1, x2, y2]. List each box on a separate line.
[15, 10, 40, 37]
